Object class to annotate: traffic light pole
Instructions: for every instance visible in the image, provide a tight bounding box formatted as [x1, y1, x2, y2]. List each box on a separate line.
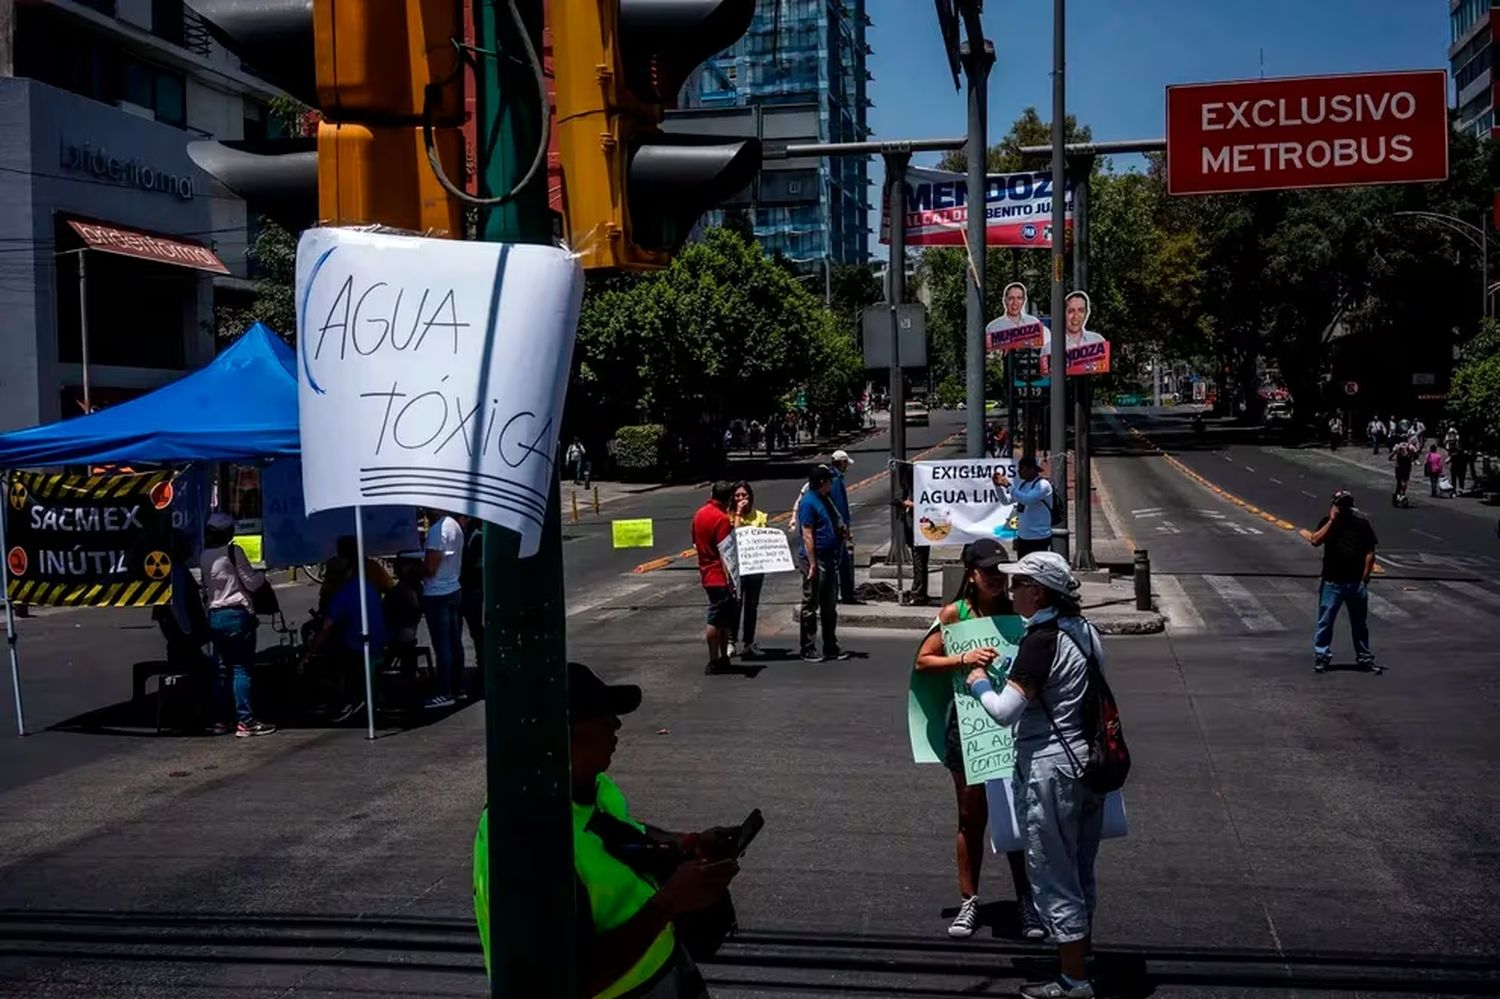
[1072, 161, 1096, 571]
[884, 151, 911, 594]
[474, 1, 576, 996]
[1048, 0, 1069, 559]
[960, 15, 994, 458]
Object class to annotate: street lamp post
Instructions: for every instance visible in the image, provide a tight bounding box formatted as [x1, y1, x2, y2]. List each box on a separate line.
[1391, 211, 1491, 321]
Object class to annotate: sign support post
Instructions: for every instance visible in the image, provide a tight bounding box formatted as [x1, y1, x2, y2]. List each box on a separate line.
[1048, 0, 1070, 559]
[885, 150, 911, 596]
[1072, 161, 1096, 571]
[352, 509, 376, 742]
[960, 6, 994, 458]
[476, 1, 576, 995]
[0, 472, 24, 737]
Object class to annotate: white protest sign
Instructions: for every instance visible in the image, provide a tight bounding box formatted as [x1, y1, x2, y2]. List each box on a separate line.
[912, 459, 1019, 547]
[717, 526, 797, 588]
[295, 228, 583, 557]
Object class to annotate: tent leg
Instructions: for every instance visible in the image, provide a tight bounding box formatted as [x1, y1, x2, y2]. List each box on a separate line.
[0, 472, 24, 736]
[354, 509, 376, 741]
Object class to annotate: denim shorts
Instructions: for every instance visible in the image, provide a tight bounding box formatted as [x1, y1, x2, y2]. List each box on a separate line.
[1014, 750, 1105, 943]
[704, 586, 738, 628]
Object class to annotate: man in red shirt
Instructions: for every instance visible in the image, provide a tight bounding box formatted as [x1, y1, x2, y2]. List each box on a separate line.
[691, 481, 739, 674]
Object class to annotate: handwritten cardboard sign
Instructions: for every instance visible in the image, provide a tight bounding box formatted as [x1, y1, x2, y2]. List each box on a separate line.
[295, 229, 584, 557]
[717, 526, 795, 587]
[941, 616, 1021, 785]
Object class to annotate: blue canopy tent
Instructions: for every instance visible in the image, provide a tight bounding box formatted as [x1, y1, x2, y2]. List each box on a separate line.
[0, 322, 298, 467]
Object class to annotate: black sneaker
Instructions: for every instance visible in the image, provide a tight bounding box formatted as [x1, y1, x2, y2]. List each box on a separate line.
[1360, 660, 1384, 674]
[1313, 659, 1329, 674]
[800, 651, 825, 663]
[1019, 893, 1045, 940]
[235, 720, 276, 738]
[1019, 978, 1094, 999]
[825, 649, 853, 661]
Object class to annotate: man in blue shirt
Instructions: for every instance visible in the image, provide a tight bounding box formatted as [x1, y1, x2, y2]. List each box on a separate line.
[797, 466, 850, 663]
[305, 555, 388, 725]
[1001, 455, 1056, 557]
[829, 449, 858, 604]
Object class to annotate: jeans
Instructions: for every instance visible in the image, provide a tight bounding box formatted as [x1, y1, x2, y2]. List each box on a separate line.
[734, 573, 764, 645]
[799, 551, 839, 656]
[208, 607, 258, 724]
[1014, 751, 1104, 944]
[909, 540, 930, 599]
[462, 590, 484, 668]
[1314, 580, 1373, 664]
[423, 590, 465, 698]
[839, 544, 856, 602]
[1428, 472, 1441, 496]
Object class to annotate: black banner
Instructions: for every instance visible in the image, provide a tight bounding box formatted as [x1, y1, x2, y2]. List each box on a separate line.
[5, 470, 178, 607]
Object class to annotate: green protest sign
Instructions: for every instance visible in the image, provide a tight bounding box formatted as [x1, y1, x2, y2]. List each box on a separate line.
[906, 614, 1023, 783]
[943, 616, 1022, 785]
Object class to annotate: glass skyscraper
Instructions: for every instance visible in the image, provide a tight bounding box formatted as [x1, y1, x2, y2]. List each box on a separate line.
[680, 0, 873, 265]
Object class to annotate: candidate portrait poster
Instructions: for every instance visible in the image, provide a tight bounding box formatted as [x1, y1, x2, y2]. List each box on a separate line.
[985, 281, 1047, 352]
[1040, 290, 1112, 377]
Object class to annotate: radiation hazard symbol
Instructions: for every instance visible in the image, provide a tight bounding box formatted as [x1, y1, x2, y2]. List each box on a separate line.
[7, 480, 26, 511]
[6, 547, 26, 578]
[143, 550, 172, 580]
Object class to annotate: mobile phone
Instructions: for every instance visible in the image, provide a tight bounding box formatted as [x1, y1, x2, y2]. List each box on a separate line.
[735, 809, 764, 856]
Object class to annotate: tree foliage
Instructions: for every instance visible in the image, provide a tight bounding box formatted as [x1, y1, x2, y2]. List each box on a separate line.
[571, 228, 863, 458]
[1448, 320, 1500, 451]
[214, 219, 297, 345]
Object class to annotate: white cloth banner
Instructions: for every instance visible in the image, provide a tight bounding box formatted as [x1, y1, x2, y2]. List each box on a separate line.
[987, 781, 1129, 853]
[912, 458, 1019, 547]
[717, 526, 796, 588]
[295, 229, 584, 556]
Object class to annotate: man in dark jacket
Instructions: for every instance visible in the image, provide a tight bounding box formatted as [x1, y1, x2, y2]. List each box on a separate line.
[1304, 490, 1380, 674]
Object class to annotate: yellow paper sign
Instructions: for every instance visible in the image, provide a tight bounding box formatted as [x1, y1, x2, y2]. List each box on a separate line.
[233, 534, 264, 566]
[611, 519, 654, 548]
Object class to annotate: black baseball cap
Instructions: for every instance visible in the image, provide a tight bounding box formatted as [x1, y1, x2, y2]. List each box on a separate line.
[961, 537, 1008, 570]
[1018, 454, 1040, 469]
[570, 662, 641, 718]
[1331, 490, 1354, 509]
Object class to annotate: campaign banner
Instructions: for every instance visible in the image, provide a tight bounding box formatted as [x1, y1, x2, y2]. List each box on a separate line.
[295, 228, 584, 558]
[880, 167, 1074, 248]
[717, 526, 796, 588]
[5, 470, 177, 607]
[912, 459, 1019, 547]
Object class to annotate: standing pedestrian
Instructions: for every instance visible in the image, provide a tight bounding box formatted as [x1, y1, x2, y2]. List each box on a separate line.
[1412, 417, 1426, 448]
[1444, 424, 1460, 453]
[1390, 439, 1414, 506]
[200, 512, 275, 737]
[1304, 490, 1380, 674]
[963, 551, 1112, 998]
[897, 461, 931, 606]
[692, 481, 739, 673]
[1451, 442, 1469, 495]
[566, 437, 587, 486]
[1367, 415, 1384, 455]
[914, 539, 1041, 942]
[1327, 412, 1344, 450]
[1009, 455, 1056, 556]
[797, 466, 848, 663]
[1424, 443, 1444, 497]
[829, 449, 859, 604]
[422, 509, 466, 708]
[729, 481, 767, 659]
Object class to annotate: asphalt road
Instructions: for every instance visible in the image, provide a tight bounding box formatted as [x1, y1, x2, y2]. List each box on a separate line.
[3, 408, 1498, 998]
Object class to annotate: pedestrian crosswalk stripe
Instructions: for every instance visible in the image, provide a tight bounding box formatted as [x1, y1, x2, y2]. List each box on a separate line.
[1155, 574, 1206, 633]
[1203, 574, 1283, 632]
[1363, 587, 1413, 624]
[1434, 579, 1500, 610]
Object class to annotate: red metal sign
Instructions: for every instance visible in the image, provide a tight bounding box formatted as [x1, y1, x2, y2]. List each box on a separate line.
[1166, 70, 1449, 196]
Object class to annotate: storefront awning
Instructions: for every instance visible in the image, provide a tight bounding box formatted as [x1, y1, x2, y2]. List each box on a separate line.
[64, 218, 230, 275]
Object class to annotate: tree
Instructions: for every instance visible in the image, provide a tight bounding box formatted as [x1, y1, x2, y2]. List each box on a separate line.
[936, 107, 1094, 173]
[214, 220, 297, 345]
[571, 228, 862, 460]
[1448, 320, 1500, 452]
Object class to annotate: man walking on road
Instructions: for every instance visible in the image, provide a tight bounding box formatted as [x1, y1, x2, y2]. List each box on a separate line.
[829, 450, 858, 604]
[798, 466, 849, 663]
[692, 481, 739, 674]
[1303, 490, 1381, 674]
[1008, 455, 1056, 556]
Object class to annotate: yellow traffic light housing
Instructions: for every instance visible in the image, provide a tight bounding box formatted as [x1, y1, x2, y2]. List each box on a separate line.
[552, 0, 762, 270]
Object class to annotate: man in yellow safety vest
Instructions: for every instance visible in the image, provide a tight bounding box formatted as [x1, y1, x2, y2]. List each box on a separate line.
[474, 662, 742, 997]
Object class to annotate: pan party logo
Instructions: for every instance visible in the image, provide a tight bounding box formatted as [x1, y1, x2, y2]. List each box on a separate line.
[143, 550, 172, 580]
[7, 479, 26, 511]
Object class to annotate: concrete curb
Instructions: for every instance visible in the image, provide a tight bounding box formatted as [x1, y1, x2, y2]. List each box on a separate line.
[798, 603, 1166, 635]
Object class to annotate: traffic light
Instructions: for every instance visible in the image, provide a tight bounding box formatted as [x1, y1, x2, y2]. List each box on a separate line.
[552, 0, 763, 269]
[188, 0, 464, 235]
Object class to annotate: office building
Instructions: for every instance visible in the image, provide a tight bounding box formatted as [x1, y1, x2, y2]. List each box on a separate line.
[678, 0, 873, 265]
[1450, 0, 1497, 137]
[0, 0, 282, 433]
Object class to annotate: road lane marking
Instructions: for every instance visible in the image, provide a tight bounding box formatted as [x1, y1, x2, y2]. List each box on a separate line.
[1434, 579, 1500, 610]
[1154, 573, 1205, 633]
[1124, 426, 1298, 532]
[1300, 490, 1317, 498]
[1220, 454, 1234, 462]
[1204, 574, 1284, 632]
[1244, 465, 1256, 472]
[1131, 507, 1163, 514]
[1269, 477, 1282, 485]
[1411, 529, 1443, 542]
[1091, 460, 1136, 549]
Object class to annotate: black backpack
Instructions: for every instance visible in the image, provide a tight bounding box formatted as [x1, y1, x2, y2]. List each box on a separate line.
[1041, 630, 1131, 793]
[1045, 495, 1065, 528]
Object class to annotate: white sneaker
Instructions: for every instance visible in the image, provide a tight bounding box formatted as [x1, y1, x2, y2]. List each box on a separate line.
[948, 895, 980, 938]
[726, 642, 738, 659]
[742, 641, 761, 658]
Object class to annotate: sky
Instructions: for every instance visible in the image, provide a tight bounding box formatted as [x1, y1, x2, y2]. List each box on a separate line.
[863, 0, 1453, 257]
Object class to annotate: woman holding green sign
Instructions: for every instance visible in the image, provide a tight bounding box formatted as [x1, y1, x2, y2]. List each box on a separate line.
[914, 538, 1043, 942]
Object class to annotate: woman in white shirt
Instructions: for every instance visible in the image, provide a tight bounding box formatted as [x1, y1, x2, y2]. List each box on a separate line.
[200, 512, 275, 737]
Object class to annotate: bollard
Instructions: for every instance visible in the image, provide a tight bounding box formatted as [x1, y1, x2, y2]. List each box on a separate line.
[593, 484, 600, 515]
[1133, 549, 1151, 611]
[571, 491, 579, 523]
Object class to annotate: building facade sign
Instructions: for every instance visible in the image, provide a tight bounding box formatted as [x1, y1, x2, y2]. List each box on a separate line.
[59, 139, 195, 200]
